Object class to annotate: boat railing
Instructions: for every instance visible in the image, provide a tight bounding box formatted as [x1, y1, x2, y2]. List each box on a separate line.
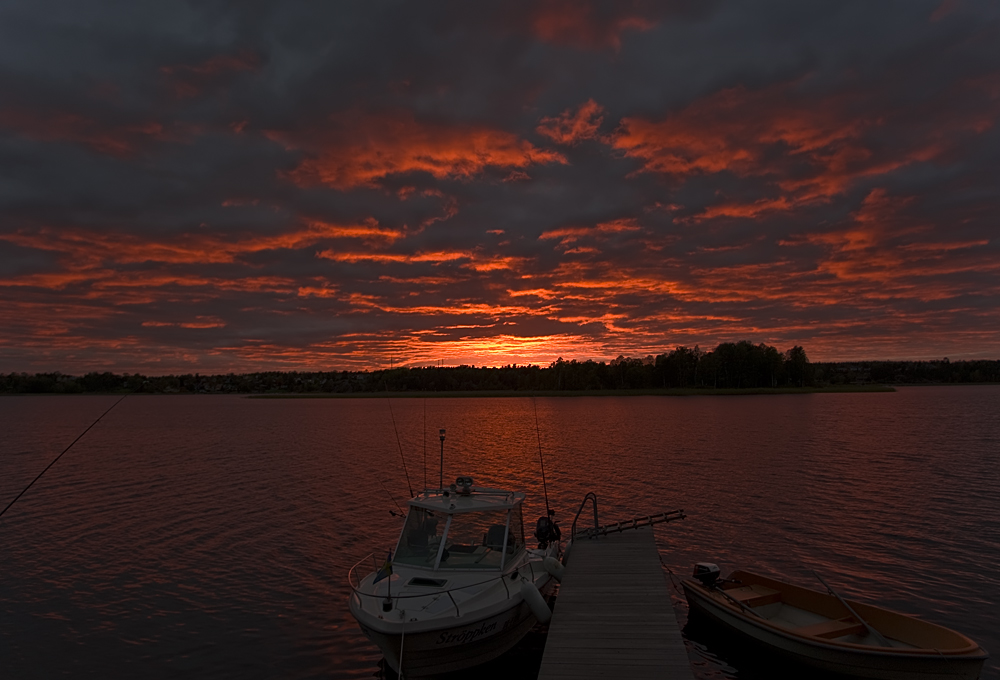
[347, 551, 544, 616]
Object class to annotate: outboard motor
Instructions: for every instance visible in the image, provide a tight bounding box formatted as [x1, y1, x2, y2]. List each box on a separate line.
[693, 562, 721, 588]
[534, 510, 561, 549]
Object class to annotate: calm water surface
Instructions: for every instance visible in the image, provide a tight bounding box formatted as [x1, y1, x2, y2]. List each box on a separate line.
[1, 388, 998, 679]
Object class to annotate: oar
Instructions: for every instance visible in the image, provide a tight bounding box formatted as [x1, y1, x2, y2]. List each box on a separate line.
[813, 571, 892, 647]
[713, 585, 765, 619]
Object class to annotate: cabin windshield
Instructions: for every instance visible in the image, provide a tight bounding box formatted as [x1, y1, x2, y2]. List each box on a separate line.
[439, 509, 511, 570]
[394, 507, 444, 568]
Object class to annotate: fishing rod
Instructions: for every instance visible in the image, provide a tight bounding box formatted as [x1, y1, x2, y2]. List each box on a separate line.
[0, 395, 127, 520]
[384, 384, 414, 498]
[422, 398, 427, 490]
[532, 397, 551, 517]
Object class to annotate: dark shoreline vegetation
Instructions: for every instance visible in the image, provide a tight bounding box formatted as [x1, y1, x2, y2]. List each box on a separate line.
[2, 341, 998, 395]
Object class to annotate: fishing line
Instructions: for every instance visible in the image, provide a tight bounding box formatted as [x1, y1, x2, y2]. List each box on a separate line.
[0, 394, 127, 520]
[532, 397, 551, 516]
[377, 477, 405, 517]
[385, 385, 414, 498]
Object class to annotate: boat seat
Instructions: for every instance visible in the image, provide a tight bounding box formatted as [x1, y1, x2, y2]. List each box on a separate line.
[795, 617, 867, 639]
[484, 525, 507, 551]
[726, 585, 782, 608]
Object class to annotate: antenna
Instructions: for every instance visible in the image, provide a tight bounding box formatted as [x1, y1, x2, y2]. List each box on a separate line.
[533, 397, 551, 516]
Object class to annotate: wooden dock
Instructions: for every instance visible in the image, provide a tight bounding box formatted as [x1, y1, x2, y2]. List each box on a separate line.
[537, 527, 694, 680]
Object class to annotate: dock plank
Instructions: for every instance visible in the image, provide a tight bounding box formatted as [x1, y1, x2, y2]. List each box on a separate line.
[537, 528, 694, 680]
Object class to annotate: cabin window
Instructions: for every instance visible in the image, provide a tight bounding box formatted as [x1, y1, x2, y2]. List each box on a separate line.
[394, 507, 445, 567]
[437, 509, 510, 570]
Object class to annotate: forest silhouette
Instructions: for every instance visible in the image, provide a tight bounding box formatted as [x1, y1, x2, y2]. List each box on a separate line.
[4, 341, 999, 394]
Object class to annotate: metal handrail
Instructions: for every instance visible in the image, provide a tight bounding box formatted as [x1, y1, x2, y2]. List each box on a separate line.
[567, 494, 686, 540]
[582, 510, 685, 537]
[570, 492, 599, 539]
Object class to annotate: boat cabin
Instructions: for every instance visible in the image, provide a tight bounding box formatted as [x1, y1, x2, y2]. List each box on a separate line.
[393, 477, 526, 571]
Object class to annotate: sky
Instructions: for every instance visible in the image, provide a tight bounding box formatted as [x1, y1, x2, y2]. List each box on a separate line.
[1, 0, 999, 373]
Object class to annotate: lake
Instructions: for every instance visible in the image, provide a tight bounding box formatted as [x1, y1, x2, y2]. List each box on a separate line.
[1, 388, 997, 679]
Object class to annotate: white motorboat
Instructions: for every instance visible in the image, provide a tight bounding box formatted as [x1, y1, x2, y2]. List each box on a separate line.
[682, 564, 988, 680]
[348, 476, 562, 676]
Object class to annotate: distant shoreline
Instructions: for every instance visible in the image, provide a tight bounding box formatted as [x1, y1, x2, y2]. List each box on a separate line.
[14, 385, 1000, 397]
[247, 385, 897, 398]
[6, 349, 998, 395]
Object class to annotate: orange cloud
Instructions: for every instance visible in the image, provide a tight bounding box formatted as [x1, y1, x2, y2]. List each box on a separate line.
[270, 110, 566, 190]
[197, 332, 633, 372]
[315, 248, 527, 272]
[142, 316, 227, 329]
[537, 99, 605, 144]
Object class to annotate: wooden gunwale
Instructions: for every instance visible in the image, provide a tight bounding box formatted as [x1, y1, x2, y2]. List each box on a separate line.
[685, 570, 985, 658]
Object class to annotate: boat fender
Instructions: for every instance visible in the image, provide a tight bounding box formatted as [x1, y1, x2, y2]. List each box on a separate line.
[543, 556, 565, 582]
[521, 581, 551, 623]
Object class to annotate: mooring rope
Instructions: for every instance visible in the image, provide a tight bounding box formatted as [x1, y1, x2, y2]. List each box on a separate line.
[658, 554, 686, 597]
[398, 612, 406, 680]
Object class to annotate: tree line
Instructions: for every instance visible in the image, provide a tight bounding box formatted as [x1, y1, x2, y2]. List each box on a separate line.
[814, 358, 1000, 385]
[2, 342, 998, 394]
[1, 340, 808, 393]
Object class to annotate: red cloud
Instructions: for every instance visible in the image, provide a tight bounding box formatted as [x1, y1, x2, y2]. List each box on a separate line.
[930, 0, 961, 22]
[537, 99, 605, 144]
[611, 82, 864, 177]
[778, 188, 997, 300]
[271, 110, 566, 190]
[160, 50, 261, 99]
[0, 108, 169, 158]
[0, 218, 405, 268]
[611, 75, 1000, 221]
[540, 217, 642, 246]
[527, 0, 657, 49]
[315, 247, 528, 273]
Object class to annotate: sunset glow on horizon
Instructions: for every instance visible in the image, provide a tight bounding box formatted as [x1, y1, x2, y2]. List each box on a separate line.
[2, 1, 999, 374]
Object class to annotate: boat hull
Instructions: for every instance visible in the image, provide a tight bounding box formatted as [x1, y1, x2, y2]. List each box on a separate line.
[357, 600, 537, 676]
[683, 581, 986, 680]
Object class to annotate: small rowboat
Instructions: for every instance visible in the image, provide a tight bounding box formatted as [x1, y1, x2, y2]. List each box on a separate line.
[682, 565, 988, 680]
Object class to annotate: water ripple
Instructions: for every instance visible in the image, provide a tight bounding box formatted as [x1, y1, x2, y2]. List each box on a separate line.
[1, 388, 997, 678]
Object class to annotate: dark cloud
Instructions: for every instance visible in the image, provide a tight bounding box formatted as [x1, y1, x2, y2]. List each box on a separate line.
[1, 0, 999, 372]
